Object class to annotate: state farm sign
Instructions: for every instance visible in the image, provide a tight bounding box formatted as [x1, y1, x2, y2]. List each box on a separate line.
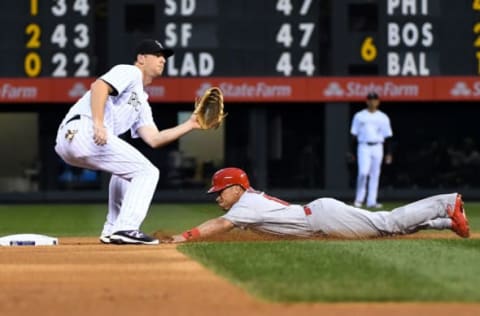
[1, 83, 38, 100]
[324, 81, 420, 98]
[2, 77, 480, 103]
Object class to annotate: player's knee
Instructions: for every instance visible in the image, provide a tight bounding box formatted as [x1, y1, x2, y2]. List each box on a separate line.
[146, 164, 160, 182]
[358, 173, 368, 180]
[135, 163, 159, 183]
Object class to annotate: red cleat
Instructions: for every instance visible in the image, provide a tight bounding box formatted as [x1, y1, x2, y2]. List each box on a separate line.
[447, 194, 470, 238]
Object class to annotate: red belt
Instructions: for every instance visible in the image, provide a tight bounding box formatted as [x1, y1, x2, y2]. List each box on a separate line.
[303, 206, 312, 216]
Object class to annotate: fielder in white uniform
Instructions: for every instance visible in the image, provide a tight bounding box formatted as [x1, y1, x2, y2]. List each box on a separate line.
[351, 92, 393, 209]
[166, 167, 470, 243]
[55, 39, 201, 245]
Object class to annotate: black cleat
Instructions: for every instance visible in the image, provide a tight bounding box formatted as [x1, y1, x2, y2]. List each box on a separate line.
[109, 230, 159, 245]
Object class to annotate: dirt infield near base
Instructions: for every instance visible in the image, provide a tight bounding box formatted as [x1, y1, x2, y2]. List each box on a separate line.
[0, 235, 479, 316]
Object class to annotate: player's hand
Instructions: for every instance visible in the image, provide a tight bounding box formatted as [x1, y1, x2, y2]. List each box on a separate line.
[164, 234, 187, 244]
[187, 113, 202, 130]
[93, 124, 108, 146]
[385, 154, 393, 165]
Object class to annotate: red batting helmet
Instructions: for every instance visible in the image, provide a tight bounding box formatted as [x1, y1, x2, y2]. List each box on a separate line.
[207, 167, 251, 193]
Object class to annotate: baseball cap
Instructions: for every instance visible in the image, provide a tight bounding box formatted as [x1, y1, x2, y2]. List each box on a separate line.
[135, 39, 174, 58]
[366, 92, 379, 100]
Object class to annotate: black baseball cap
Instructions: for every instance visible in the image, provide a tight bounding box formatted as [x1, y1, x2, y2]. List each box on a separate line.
[135, 39, 174, 58]
[366, 92, 379, 100]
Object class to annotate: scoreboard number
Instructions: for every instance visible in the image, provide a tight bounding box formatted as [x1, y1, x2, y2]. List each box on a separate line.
[73, 52, 90, 77]
[276, 52, 315, 76]
[73, 0, 90, 16]
[276, 24, 293, 47]
[361, 36, 377, 62]
[274, 0, 317, 76]
[51, 24, 68, 48]
[73, 24, 90, 48]
[474, 0, 480, 11]
[25, 24, 41, 49]
[276, 0, 313, 16]
[23, 0, 92, 77]
[24, 52, 42, 77]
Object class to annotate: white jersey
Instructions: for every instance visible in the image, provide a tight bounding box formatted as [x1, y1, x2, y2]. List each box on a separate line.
[64, 64, 156, 137]
[222, 189, 313, 237]
[350, 109, 392, 143]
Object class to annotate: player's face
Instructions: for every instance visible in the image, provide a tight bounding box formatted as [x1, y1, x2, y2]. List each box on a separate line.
[144, 53, 166, 76]
[215, 185, 243, 211]
[366, 99, 380, 111]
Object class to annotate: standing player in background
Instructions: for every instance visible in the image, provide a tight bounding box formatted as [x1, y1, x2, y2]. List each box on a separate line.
[55, 39, 201, 245]
[350, 92, 393, 209]
[163, 167, 469, 243]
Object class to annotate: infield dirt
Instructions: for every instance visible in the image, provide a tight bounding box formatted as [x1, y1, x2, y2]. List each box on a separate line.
[0, 234, 479, 316]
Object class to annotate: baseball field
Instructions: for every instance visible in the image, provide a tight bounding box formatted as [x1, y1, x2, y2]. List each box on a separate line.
[0, 201, 479, 316]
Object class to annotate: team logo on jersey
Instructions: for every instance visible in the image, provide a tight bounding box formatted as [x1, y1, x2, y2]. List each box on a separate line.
[128, 92, 141, 111]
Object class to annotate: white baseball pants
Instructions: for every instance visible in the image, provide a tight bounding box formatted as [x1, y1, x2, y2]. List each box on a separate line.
[54, 115, 159, 235]
[355, 143, 384, 206]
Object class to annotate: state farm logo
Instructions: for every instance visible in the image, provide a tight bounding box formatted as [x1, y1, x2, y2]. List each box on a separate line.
[323, 81, 418, 97]
[68, 83, 88, 98]
[449, 81, 480, 97]
[197, 82, 292, 98]
[324, 82, 344, 96]
[196, 83, 212, 97]
[450, 82, 472, 96]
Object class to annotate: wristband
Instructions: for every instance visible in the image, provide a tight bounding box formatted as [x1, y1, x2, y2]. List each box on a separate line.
[182, 228, 200, 240]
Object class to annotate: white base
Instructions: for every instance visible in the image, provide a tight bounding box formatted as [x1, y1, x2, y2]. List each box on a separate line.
[0, 234, 58, 246]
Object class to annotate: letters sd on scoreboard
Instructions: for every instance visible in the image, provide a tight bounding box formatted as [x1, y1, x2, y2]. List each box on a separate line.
[335, 0, 480, 76]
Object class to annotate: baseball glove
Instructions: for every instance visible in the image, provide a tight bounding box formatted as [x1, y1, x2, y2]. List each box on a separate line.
[194, 87, 226, 129]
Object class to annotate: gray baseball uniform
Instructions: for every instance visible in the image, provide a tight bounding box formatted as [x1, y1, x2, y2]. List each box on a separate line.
[222, 189, 455, 238]
[55, 65, 159, 236]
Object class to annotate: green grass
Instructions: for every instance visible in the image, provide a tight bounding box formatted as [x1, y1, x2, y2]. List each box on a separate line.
[0, 201, 479, 302]
[0, 203, 221, 236]
[179, 239, 480, 302]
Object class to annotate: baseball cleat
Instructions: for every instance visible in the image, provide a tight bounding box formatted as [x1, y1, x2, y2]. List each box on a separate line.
[99, 235, 111, 244]
[353, 201, 363, 208]
[109, 230, 159, 245]
[447, 194, 470, 238]
[367, 203, 383, 209]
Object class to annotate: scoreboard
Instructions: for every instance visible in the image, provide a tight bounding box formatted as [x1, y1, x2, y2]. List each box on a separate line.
[107, 0, 322, 77]
[2, 0, 480, 77]
[333, 0, 480, 76]
[0, 0, 93, 78]
[2, 0, 480, 103]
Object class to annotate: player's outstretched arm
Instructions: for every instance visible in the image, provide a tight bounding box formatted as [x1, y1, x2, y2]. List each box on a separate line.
[167, 217, 235, 243]
[137, 113, 201, 148]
